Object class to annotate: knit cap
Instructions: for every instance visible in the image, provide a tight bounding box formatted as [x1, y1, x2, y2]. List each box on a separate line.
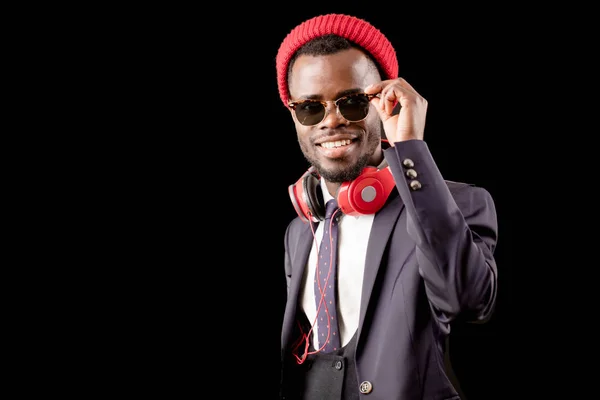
[275, 13, 398, 106]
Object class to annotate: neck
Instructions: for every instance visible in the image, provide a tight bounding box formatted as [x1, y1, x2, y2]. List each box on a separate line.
[325, 181, 342, 199]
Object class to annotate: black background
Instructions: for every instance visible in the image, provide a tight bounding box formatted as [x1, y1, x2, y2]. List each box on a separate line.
[98, 2, 576, 399]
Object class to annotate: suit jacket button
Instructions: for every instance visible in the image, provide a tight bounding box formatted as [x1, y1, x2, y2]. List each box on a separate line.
[402, 158, 414, 168]
[406, 168, 417, 179]
[410, 180, 422, 190]
[359, 381, 373, 394]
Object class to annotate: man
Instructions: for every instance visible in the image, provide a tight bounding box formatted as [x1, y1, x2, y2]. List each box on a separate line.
[277, 13, 498, 400]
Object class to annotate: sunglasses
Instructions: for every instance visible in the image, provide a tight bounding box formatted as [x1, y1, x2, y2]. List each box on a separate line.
[288, 93, 378, 126]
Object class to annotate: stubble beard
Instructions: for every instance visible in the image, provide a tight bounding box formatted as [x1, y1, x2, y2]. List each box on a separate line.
[299, 131, 380, 183]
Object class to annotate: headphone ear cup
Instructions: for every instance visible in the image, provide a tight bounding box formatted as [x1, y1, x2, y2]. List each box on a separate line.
[302, 171, 325, 221]
[337, 166, 395, 216]
[288, 168, 325, 223]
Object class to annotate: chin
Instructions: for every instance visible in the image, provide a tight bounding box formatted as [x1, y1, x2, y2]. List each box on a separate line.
[317, 158, 366, 183]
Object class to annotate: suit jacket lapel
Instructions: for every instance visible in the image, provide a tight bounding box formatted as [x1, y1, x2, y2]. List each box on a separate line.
[357, 194, 404, 345]
[281, 221, 316, 351]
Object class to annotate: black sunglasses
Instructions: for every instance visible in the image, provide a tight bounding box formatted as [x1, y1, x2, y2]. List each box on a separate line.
[288, 93, 378, 126]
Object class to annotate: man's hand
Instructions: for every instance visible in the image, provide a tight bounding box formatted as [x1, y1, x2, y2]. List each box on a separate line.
[365, 78, 428, 144]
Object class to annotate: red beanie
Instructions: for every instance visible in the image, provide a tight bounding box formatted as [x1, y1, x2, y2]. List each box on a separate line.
[276, 13, 398, 106]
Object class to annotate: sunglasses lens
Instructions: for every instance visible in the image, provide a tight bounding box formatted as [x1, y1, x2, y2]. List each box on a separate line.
[295, 102, 326, 126]
[339, 94, 371, 121]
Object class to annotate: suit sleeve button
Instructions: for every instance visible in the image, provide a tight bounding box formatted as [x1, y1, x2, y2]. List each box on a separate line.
[402, 158, 414, 168]
[406, 168, 417, 179]
[410, 180, 422, 190]
[359, 381, 373, 394]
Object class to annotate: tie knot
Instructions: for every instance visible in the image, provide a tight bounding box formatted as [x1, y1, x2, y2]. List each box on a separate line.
[325, 199, 339, 220]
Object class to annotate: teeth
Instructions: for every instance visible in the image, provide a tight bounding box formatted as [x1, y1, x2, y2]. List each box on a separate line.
[321, 139, 351, 149]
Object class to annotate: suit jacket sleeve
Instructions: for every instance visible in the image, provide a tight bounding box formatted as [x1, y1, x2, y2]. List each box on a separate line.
[384, 139, 498, 324]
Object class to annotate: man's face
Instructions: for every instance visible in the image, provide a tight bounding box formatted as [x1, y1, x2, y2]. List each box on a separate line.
[288, 47, 383, 183]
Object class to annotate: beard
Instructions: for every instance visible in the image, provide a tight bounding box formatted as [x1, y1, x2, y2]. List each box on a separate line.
[299, 130, 381, 183]
[318, 153, 371, 183]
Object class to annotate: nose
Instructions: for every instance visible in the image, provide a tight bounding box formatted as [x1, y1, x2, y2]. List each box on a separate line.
[320, 101, 349, 128]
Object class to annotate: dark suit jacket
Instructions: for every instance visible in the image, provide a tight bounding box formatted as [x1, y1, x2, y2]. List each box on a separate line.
[281, 140, 498, 400]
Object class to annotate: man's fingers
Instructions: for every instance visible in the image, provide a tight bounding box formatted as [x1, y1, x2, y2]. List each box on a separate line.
[364, 79, 393, 94]
[396, 77, 418, 93]
[366, 78, 417, 117]
[380, 86, 400, 115]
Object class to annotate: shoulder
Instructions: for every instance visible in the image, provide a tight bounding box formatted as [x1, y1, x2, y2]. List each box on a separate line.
[445, 179, 474, 190]
[285, 216, 311, 244]
[445, 180, 491, 198]
[445, 180, 497, 218]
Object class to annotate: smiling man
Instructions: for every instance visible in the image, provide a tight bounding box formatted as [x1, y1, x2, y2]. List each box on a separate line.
[277, 13, 499, 400]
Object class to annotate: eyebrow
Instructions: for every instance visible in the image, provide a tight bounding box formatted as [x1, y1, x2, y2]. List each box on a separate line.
[299, 88, 364, 101]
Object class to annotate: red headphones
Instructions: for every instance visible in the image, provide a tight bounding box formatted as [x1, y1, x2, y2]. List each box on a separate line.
[288, 160, 396, 223]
